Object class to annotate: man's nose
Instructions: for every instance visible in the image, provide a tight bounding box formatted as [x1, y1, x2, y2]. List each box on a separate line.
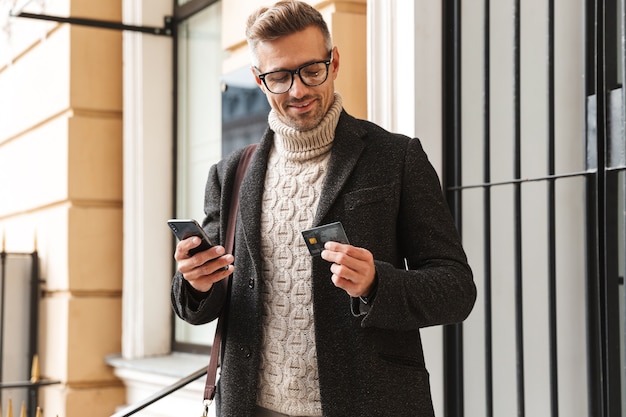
[289, 73, 309, 97]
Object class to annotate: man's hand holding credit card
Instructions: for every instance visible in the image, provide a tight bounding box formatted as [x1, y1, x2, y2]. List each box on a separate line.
[301, 221, 350, 256]
[302, 222, 377, 301]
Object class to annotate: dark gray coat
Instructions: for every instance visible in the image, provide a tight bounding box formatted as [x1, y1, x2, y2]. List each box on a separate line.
[171, 111, 476, 417]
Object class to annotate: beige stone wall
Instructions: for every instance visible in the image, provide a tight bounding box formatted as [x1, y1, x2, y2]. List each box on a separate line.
[0, 1, 125, 416]
[222, 0, 367, 119]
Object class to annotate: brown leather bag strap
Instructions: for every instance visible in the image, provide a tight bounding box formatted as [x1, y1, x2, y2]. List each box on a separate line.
[204, 143, 258, 404]
[224, 143, 258, 255]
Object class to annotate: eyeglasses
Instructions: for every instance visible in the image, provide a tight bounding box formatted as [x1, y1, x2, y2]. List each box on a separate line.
[256, 50, 333, 94]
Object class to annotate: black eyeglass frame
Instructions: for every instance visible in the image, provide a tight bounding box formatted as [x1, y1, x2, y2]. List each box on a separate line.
[255, 50, 334, 94]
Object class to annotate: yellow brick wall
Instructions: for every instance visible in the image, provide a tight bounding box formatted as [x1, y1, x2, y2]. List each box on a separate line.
[0, 1, 124, 415]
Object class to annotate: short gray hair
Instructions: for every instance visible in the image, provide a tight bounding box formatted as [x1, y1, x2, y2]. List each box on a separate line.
[245, 0, 333, 67]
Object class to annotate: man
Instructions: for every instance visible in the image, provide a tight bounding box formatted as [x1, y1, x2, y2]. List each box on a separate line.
[171, 1, 476, 416]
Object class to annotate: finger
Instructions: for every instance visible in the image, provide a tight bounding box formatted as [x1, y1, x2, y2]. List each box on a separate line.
[321, 243, 372, 267]
[329, 261, 360, 282]
[190, 246, 226, 269]
[183, 259, 235, 292]
[181, 252, 233, 279]
[323, 241, 371, 261]
[196, 254, 234, 275]
[174, 237, 207, 261]
[322, 244, 374, 276]
[175, 236, 225, 259]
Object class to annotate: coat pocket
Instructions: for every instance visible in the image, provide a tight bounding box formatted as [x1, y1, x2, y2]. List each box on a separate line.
[344, 185, 396, 211]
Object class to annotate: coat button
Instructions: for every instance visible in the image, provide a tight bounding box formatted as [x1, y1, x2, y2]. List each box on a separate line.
[248, 278, 255, 288]
[239, 345, 251, 358]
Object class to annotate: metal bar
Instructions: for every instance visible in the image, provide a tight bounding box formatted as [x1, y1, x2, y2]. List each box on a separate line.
[482, 1, 493, 416]
[450, 0, 465, 412]
[441, 1, 465, 415]
[603, 172, 622, 416]
[584, 0, 608, 415]
[582, 2, 602, 412]
[447, 170, 594, 191]
[513, 0, 525, 416]
[27, 252, 40, 417]
[594, 0, 608, 412]
[585, 170, 602, 417]
[0, 380, 60, 389]
[622, 170, 626, 415]
[546, 1, 559, 416]
[621, 0, 626, 408]
[110, 366, 207, 417]
[593, 0, 624, 415]
[11, 12, 174, 36]
[171, 0, 181, 351]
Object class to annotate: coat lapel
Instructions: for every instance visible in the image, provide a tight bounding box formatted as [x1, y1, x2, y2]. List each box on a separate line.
[313, 112, 366, 226]
[238, 131, 273, 277]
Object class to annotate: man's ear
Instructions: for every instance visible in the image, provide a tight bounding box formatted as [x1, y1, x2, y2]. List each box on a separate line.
[250, 66, 263, 88]
[331, 46, 340, 79]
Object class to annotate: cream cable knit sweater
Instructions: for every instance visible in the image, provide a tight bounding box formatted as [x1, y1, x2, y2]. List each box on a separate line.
[256, 93, 342, 415]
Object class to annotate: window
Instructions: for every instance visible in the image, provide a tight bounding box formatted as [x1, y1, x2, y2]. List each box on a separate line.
[173, 1, 269, 351]
[174, 1, 222, 351]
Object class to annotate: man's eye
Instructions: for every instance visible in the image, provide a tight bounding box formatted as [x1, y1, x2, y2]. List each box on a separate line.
[266, 72, 290, 83]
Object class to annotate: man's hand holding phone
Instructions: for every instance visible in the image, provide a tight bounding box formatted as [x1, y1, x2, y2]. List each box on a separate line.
[169, 219, 234, 292]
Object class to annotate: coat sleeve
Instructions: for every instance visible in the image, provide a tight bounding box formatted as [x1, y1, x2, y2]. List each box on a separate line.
[170, 158, 230, 325]
[357, 138, 476, 330]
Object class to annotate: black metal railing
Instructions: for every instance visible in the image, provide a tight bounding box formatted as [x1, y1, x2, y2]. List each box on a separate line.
[110, 367, 207, 417]
[442, 1, 626, 417]
[0, 250, 60, 417]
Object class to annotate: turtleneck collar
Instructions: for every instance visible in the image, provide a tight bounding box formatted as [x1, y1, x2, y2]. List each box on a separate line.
[268, 92, 343, 162]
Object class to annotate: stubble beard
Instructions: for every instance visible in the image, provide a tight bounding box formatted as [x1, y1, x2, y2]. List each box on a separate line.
[281, 97, 326, 132]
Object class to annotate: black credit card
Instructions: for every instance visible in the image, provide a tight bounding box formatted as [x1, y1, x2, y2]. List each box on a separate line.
[301, 222, 350, 256]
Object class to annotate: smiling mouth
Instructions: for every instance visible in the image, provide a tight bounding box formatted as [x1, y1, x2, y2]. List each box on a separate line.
[288, 94, 316, 105]
[288, 99, 315, 112]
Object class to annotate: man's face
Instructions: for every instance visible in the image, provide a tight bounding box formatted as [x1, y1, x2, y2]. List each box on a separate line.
[252, 26, 339, 131]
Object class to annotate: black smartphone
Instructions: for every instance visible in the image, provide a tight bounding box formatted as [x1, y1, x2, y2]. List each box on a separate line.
[167, 219, 214, 256]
